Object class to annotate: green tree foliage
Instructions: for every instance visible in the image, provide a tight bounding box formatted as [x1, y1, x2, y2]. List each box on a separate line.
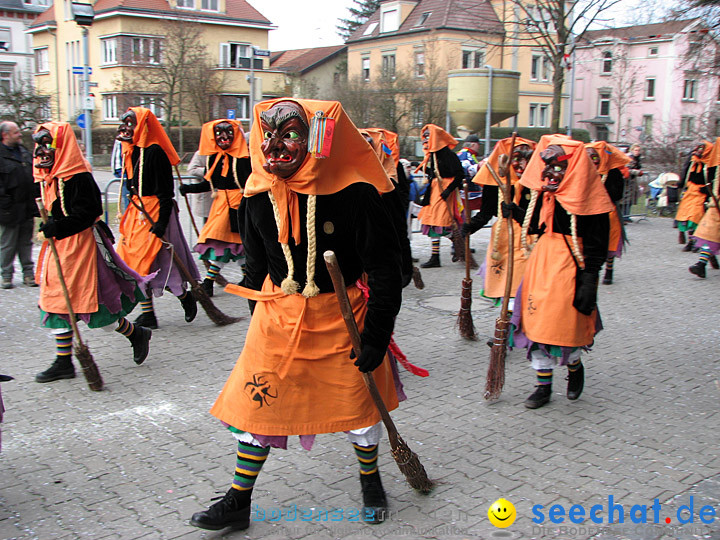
[337, 0, 381, 41]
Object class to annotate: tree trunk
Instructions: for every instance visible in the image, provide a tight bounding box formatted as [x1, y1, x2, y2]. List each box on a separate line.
[551, 55, 565, 134]
[178, 92, 184, 155]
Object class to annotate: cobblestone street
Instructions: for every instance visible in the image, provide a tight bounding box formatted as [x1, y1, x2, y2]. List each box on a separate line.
[0, 214, 718, 540]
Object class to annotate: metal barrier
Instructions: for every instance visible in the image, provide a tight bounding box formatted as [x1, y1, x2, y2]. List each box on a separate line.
[103, 178, 121, 224]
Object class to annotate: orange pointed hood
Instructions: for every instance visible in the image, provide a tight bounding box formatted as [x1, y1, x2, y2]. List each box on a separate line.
[121, 107, 180, 179]
[584, 141, 631, 176]
[360, 128, 397, 181]
[416, 124, 457, 172]
[198, 119, 249, 181]
[473, 136, 536, 186]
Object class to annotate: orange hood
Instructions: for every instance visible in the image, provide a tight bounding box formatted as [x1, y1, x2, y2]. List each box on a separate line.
[121, 107, 180, 179]
[473, 136, 537, 186]
[584, 141, 631, 176]
[198, 119, 249, 181]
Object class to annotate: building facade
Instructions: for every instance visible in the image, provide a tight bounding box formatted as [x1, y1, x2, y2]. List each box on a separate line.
[0, 0, 47, 97]
[270, 44, 347, 100]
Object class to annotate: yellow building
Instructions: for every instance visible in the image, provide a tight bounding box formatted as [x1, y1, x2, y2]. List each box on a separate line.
[28, 0, 285, 127]
[345, 0, 565, 134]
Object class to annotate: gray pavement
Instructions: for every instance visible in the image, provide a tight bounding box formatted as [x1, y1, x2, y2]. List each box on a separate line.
[1, 212, 719, 540]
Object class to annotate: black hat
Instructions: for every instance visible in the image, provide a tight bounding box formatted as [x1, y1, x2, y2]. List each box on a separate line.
[465, 134, 480, 143]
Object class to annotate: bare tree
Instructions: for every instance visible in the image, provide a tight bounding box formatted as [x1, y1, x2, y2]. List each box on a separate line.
[185, 56, 227, 126]
[605, 45, 644, 140]
[0, 75, 51, 130]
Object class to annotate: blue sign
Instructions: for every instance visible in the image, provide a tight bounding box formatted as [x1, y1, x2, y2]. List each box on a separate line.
[227, 109, 236, 120]
[76, 113, 86, 129]
[72, 66, 92, 75]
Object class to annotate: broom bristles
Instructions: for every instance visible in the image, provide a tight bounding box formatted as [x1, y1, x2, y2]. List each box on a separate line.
[457, 278, 477, 340]
[190, 283, 242, 326]
[484, 318, 509, 400]
[74, 343, 103, 391]
[391, 435, 435, 494]
[412, 266, 424, 289]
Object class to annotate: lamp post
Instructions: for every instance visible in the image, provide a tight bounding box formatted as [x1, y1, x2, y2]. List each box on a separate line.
[484, 64, 494, 157]
[247, 46, 255, 131]
[71, 2, 94, 165]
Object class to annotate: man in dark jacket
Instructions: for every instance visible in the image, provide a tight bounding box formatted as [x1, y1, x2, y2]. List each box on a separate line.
[0, 121, 37, 289]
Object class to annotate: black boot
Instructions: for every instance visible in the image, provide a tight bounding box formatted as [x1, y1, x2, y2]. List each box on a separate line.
[683, 239, 696, 252]
[524, 385, 551, 409]
[689, 262, 707, 278]
[35, 356, 75, 383]
[360, 471, 388, 524]
[180, 291, 197, 323]
[602, 268, 613, 285]
[128, 326, 152, 365]
[679, 231, 686, 244]
[567, 362, 584, 400]
[420, 254, 441, 268]
[134, 311, 158, 330]
[710, 256, 719, 270]
[202, 278, 214, 297]
[190, 488, 251, 531]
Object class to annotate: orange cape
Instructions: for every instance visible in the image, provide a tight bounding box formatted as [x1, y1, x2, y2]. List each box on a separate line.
[520, 134, 614, 232]
[473, 136, 536, 186]
[360, 128, 397, 181]
[584, 141, 631, 176]
[416, 124, 457, 172]
[121, 107, 180, 179]
[198, 119, 249, 181]
[365, 128, 399, 166]
[33, 122, 92, 209]
[244, 98, 393, 245]
[690, 140, 714, 173]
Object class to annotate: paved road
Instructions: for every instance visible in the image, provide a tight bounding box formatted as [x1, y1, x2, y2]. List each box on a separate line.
[0, 213, 718, 540]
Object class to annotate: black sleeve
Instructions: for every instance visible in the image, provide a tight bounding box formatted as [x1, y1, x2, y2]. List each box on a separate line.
[380, 188, 413, 283]
[578, 213, 610, 275]
[394, 163, 410, 211]
[150, 146, 175, 231]
[467, 184, 498, 232]
[239, 196, 268, 314]
[435, 147, 465, 192]
[52, 173, 103, 240]
[604, 169, 625, 202]
[528, 193, 545, 236]
[678, 156, 691, 191]
[354, 186, 402, 352]
[708, 166, 716, 187]
[181, 180, 211, 193]
[235, 157, 252, 189]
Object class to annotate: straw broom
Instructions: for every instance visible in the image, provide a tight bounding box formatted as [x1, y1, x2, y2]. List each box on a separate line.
[36, 199, 103, 391]
[484, 132, 517, 401]
[323, 251, 434, 494]
[127, 187, 240, 326]
[457, 177, 477, 340]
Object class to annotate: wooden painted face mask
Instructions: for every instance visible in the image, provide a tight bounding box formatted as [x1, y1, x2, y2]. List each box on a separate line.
[260, 101, 309, 179]
[117, 110, 137, 143]
[540, 145, 569, 193]
[214, 121, 234, 151]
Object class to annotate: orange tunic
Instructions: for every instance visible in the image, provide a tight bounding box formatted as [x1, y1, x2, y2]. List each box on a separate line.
[211, 278, 399, 435]
[520, 233, 598, 348]
[117, 196, 163, 276]
[675, 183, 707, 224]
[608, 208, 621, 253]
[417, 178, 455, 228]
[197, 189, 243, 245]
[693, 206, 720, 245]
[483, 219, 528, 299]
[36, 228, 98, 315]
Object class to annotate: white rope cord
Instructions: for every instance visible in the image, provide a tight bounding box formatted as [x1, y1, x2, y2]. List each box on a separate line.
[302, 194, 320, 298]
[206, 155, 218, 198]
[491, 188, 503, 260]
[58, 178, 68, 217]
[138, 147, 144, 202]
[570, 213, 585, 269]
[268, 191, 299, 295]
[232, 156, 243, 192]
[520, 189, 538, 255]
[601, 173, 607, 184]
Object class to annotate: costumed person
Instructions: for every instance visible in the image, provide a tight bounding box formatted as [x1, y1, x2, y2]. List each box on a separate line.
[456, 134, 482, 185]
[462, 137, 536, 311]
[189, 99, 404, 531]
[621, 143, 643, 222]
[416, 124, 464, 268]
[179, 119, 251, 297]
[186, 150, 213, 225]
[676, 141, 714, 252]
[688, 138, 720, 279]
[115, 107, 200, 329]
[585, 141, 631, 285]
[510, 135, 612, 409]
[32, 122, 153, 383]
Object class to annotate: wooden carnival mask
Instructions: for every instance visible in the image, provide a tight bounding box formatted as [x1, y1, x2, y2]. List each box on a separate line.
[214, 121, 235, 151]
[511, 144, 533, 178]
[116, 110, 137, 143]
[540, 144, 569, 193]
[32, 128, 54, 170]
[260, 101, 309, 179]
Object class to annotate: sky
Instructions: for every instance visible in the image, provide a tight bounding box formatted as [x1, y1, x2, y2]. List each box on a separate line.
[245, 0, 356, 51]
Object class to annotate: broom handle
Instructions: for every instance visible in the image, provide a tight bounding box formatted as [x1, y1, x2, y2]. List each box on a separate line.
[463, 178, 471, 280]
[323, 251, 400, 448]
[35, 198, 85, 346]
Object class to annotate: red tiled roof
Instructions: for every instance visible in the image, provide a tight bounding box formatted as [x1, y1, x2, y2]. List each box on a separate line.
[29, 5, 54, 27]
[271, 45, 347, 74]
[347, 0, 503, 43]
[582, 19, 701, 43]
[90, 0, 272, 24]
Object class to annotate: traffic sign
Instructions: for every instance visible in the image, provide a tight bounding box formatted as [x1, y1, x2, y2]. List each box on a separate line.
[227, 109, 236, 120]
[77, 113, 86, 129]
[253, 47, 271, 57]
[72, 66, 92, 75]
[88, 82, 98, 87]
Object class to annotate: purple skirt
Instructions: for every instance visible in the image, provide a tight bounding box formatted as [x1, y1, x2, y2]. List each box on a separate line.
[689, 237, 720, 254]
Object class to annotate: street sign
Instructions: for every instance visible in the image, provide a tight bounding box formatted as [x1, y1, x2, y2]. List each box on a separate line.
[227, 109, 236, 120]
[88, 81, 98, 87]
[83, 96, 95, 111]
[72, 66, 92, 75]
[253, 48, 271, 57]
[77, 113, 86, 129]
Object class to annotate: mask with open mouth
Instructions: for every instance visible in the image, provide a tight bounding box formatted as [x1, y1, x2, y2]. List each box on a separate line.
[214, 121, 235, 151]
[260, 101, 309, 179]
[32, 129, 55, 170]
[511, 144, 533, 178]
[540, 145, 569, 193]
[116, 110, 137, 143]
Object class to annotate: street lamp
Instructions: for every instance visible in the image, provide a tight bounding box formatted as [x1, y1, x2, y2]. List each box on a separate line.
[71, 2, 94, 165]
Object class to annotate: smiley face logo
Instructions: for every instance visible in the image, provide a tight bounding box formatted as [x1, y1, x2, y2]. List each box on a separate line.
[488, 498, 516, 528]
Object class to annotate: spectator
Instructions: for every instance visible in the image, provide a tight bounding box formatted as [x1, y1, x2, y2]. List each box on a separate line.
[0, 121, 38, 289]
[186, 150, 212, 225]
[622, 144, 643, 222]
[111, 138, 129, 211]
[456, 134, 482, 189]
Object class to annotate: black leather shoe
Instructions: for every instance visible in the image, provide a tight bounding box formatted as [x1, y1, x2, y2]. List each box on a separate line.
[602, 269, 613, 285]
[190, 488, 250, 531]
[709, 256, 719, 270]
[567, 363, 584, 400]
[129, 326, 152, 365]
[35, 357, 75, 383]
[420, 254, 441, 268]
[134, 311, 158, 330]
[202, 278, 214, 297]
[678, 231, 686, 244]
[682, 240, 695, 252]
[180, 291, 197, 323]
[524, 385, 551, 409]
[689, 262, 706, 279]
[360, 472, 388, 524]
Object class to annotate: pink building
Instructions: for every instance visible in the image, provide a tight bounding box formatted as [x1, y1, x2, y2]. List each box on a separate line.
[572, 19, 718, 146]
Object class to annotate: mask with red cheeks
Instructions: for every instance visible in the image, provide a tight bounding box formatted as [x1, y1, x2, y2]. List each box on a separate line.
[540, 145, 569, 193]
[32, 129, 55, 169]
[585, 147, 601, 169]
[421, 129, 430, 150]
[214, 122, 234, 151]
[260, 101, 309, 179]
[511, 144, 533, 177]
[117, 110, 137, 142]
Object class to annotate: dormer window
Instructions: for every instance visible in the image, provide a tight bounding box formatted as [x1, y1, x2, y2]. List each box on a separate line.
[415, 12, 431, 26]
[201, 0, 218, 11]
[381, 7, 399, 33]
[363, 22, 378, 36]
[176, 0, 195, 8]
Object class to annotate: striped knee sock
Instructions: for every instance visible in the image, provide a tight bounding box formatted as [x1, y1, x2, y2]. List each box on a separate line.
[231, 441, 269, 492]
[115, 317, 135, 337]
[353, 443, 379, 475]
[55, 330, 73, 358]
[431, 239, 440, 255]
[567, 359, 582, 372]
[605, 257, 615, 270]
[139, 298, 154, 314]
[536, 369, 553, 386]
[698, 247, 712, 265]
[205, 263, 221, 282]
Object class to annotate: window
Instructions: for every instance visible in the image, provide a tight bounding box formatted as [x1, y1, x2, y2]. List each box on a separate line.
[598, 92, 611, 116]
[101, 38, 117, 65]
[363, 22, 378, 36]
[680, 116, 695, 138]
[645, 77, 655, 99]
[412, 101, 424, 127]
[362, 57, 370, 81]
[132, 37, 161, 65]
[648, 47, 658, 57]
[538, 104, 548, 127]
[0, 70, 11, 93]
[531, 53, 550, 82]
[415, 12, 431, 26]
[201, 0, 217, 10]
[462, 49, 484, 69]
[602, 51, 612, 74]
[715, 118, 720, 138]
[642, 114, 653, 137]
[136, 96, 163, 120]
[34, 47, 49, 73]
[381, 54, 395, 79]
[415, 52, 425, 77]
[102, 95, 118, 121]
[176, 0, 195, 8]
[219, 43, 261, 69]
[0, 28, 10, 52]
[683, 79, 697, 101]
[528, 104, 537, 127]
[380, 8, 398, 33]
